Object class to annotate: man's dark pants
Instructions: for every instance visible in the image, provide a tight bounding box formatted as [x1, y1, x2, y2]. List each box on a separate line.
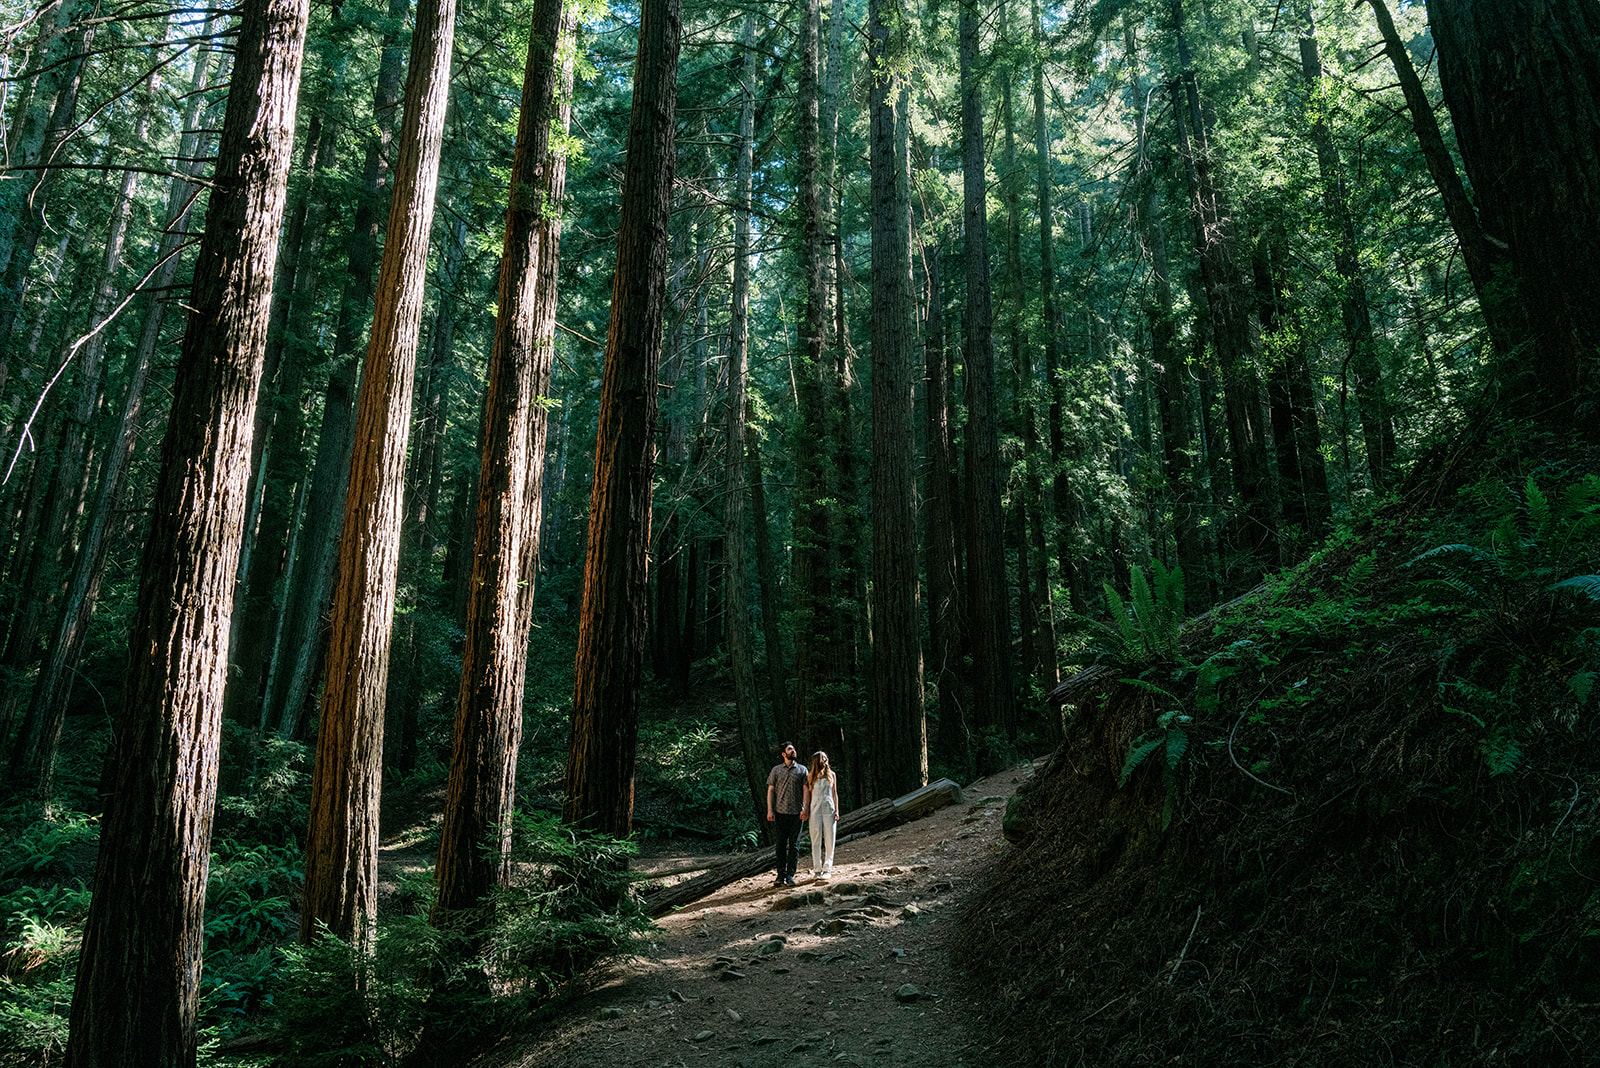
[773, 812, 801, 879]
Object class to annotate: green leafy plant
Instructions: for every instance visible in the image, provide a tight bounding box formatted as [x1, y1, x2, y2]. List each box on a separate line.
[272, 810, 644, 1066]
[1075, 560, 1188, 667]
[1409, 473, 1600, 773]
[1119, 703, 1193, 831]
[1120, 707, 1192, 788]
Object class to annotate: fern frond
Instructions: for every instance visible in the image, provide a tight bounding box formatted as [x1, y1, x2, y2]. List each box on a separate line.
[1119, 736, 1164, 787]
[1119, 677, 1183, 703]
[1105, 583, 1138, 654]
[1152, 559, 1185, 650]
[1164, 729, 1189, 772]
[1417, 576, 1482, 604]
[1549, 574, 1600, 603]
[1408, 543, 1501, 572]
[1560, 476, 1600, 529]
[1130, 565, 1156, 654]
[1525, 474, 1552, 541]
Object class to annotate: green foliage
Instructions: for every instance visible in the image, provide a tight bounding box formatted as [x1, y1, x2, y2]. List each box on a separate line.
[215, 730, 311, 845]
[1076, 560, 1188, 667]
[1119, 708, 1192, 789]
[634, 717, 757, 843]
[200, 840, 303, 1030]
[276, 922, 436, 1068]
[1409, 473, 1600, 774]
[1119, 708, 1193, 832]
[0, 808, 97, 885]
[0, 809, 95, 1067]
[273, 811, 643, 1066]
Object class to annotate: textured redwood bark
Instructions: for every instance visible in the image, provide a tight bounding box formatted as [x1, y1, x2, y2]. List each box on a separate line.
[1429, 0, 1600, 420]
[433, 0, 568, 920]
[727, 12, 769, 825]
[63, 0, 310, 1061]
[564, 0, 680, 837]
[868, 0, 925, 797]
[303, 0, 456, 946]
[960, 0, 1016, 739]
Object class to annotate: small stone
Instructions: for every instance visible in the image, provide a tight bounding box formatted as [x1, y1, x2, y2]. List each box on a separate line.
[646, 999, 663, 1010]
[693, 1030, 715, 1042]
[752, 1034, 780, 1046]
[725, 1008, 742, 1023]
[598, 1007, 624, 1020]
[668, 989, 686, 1003]
[890, 948, 906, 959]
[756, 940, 783, 956]
[893, 983, 921, 1003]
[718, 969, 747, 981]
[900, 904, 922, 918]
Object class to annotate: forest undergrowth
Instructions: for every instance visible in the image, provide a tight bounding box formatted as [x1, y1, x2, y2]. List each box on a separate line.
[956, 431, 1600, 1067]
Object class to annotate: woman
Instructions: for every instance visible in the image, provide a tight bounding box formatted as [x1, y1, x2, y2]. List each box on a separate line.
[802, 751, 839, 880]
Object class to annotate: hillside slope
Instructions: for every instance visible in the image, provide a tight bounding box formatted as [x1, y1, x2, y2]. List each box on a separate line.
[957, 460, 1600, 1066]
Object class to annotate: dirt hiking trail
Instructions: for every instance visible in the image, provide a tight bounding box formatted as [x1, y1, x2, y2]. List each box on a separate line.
[476, 762, 1036, 1068]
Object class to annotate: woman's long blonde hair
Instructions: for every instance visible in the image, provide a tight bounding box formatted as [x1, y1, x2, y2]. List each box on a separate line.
[807, 751, 834, 786]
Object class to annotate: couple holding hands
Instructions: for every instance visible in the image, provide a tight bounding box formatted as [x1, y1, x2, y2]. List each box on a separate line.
[765, 742, 838, 886]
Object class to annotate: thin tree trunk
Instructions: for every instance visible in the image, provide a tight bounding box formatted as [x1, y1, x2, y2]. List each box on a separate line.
[1299, 7, 1393, 490]
[433, 0, 573, 923]
[262, 0, 411, 740]
[922, 241, 969, 771]
[727, 11, 767, 825]
[303, 0, 455, 949]
[226, 60, 340, 731]
[960, 0, 1015, 741]
[564, 0, 680, 838]
[13, 25, 220, 798]
[0, 0, 94, 369]
[789, 0, 848, 753]
[1365, 0, 1524, 361]
[1126, 19, 1205, 604]
[63, 0, 310, 1059]
[868, 0, 924, 797]
[746, 400, 790, 738]
[1171, 0, 1277, 581]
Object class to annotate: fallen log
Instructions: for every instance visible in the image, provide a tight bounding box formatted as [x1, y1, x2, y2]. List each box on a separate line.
[641, 779, 963, 917]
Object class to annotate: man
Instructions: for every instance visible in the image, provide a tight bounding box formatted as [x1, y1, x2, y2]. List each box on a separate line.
[766, 741, 807, 886]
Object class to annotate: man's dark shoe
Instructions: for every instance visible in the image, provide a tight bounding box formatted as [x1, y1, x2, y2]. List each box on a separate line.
[784, 876, 796, 885]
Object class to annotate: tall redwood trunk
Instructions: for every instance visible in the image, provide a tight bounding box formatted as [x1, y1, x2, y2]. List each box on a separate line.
[434, 0, 569, 919]
[1428, 0, 1600, 423]
[262, 0, 412, 740]
[960, 0, 1016, 740]
[868, 0, 924, 797]
[1170, 0, 1277, 582]
[564, 0, 680, 837]
[727, 11, 768, 824]
[302, 0, 455, 947]
[63, 0, 310, 1060]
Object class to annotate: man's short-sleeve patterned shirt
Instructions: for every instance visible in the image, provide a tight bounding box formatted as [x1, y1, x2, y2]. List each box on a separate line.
[767, 761, 807, 814]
